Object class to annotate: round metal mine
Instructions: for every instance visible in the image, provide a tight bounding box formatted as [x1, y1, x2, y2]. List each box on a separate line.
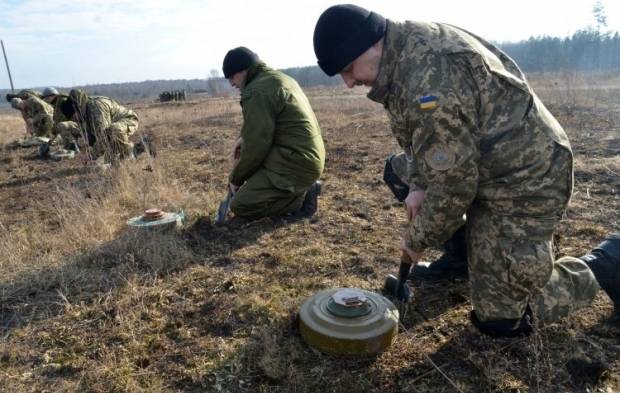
[126, 209, 185, 231]
[299, 288, 399, 356]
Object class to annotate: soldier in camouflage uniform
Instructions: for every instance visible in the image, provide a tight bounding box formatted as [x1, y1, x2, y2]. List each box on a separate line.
[10, 94, 54, 138]
[59, 89, 138, 163]
[222, 47, 325, 220]
[40, 88, 81, 157]
[6, 90, 41, 136]
[313, 4, 620, 336]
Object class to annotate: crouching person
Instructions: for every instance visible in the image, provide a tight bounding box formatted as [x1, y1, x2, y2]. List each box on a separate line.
[223, 47, 325, 220]
[60, 89, 139, 164]
[10, 94, 54, 139]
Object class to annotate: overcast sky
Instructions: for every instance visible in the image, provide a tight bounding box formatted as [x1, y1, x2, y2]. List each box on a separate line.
[1, 0, 618, 89]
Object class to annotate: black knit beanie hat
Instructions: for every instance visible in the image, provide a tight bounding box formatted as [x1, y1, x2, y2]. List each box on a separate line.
[222, 47, 260, 78]
[313, 4, 386, 76]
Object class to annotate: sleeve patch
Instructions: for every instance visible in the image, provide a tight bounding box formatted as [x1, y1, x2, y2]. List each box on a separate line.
[424, 145, 456, 171]
[418, 94, 438, 110]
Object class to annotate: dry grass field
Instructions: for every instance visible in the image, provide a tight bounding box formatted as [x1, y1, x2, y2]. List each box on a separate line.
[0, 74, 619, 392]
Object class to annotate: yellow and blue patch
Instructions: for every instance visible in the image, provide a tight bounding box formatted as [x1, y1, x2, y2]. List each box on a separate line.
[418, 94, 438, 110]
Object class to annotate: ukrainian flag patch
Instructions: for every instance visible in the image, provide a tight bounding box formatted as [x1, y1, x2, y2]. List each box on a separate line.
[418, 95, 438, 110]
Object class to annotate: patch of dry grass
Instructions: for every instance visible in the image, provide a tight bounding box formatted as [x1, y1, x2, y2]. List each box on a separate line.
[0, 74, 619, 392]
[0, 110, 26, 146]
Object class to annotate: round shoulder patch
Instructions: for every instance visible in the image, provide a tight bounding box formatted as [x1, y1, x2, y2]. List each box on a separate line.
[424, 145, 456, 171]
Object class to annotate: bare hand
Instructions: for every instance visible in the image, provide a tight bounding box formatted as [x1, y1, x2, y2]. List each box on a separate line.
[399, 238, 422, 265]
[404, 190, 427, 222]
[231, 137, 243, 163]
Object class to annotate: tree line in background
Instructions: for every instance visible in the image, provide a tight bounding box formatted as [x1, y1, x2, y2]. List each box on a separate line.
[2, 32, 617, 104]
[1, 2, 617, 104]
[503, 1, 620, 73]
[66, 28, 620, 102]
[500, 29, 620, 73]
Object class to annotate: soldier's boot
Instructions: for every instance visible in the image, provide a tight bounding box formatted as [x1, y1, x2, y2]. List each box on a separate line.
[470, 306, 534, 337]
[580, 233, 620, 324]
[299, 181, 322, 217]
[289, 181, 322, 219]
[411, 225, 468, 281]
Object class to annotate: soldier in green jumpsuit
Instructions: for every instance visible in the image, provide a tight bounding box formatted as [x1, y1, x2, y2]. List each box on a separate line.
[59, 89, 138, 164]
[222, 47, 325, 219]
[313, 4, 620, 336]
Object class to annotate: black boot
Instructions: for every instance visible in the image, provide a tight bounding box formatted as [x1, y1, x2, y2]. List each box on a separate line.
[471, 306, 534, 337]
[290, 181, 322, 219]
[411, 225, 468, 281]
[580, 233, 620, 323]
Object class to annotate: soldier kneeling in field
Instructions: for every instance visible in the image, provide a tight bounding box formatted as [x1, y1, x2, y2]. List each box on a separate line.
[58, 89, 139, 165]
[313, 4, 620, 336]
[222, 47, 325, 220]
[8, 89, 54, 147]
[37, 87, 81, 159]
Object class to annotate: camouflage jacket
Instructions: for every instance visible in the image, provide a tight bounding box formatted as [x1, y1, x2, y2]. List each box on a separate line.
[368, 21, 573, 253]
[70, 89, 138, 145]
[16, 89, 41, 100]
[230, 62, 325, 190]
[24, 96, 53, 119]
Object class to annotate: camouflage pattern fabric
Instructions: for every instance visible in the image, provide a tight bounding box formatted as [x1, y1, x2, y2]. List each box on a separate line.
[368, 21, 599, 324]
[15, 89, 41, 100]
[468, 204, 599, 324]
[389, 152, 423, 193]
[23, 96, 54, 138]
[17, 107, 34, 136]
[56, 121, 82, 146]
[70, 90, 138, 161]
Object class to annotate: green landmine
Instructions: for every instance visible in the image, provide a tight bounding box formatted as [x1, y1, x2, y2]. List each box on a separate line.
[299, 288, 399, 356]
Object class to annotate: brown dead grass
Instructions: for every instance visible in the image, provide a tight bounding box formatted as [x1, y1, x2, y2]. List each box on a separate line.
[0, 74, 619, 392]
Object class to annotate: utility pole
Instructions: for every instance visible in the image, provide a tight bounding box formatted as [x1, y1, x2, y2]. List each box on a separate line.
[1, 40, 15, 93]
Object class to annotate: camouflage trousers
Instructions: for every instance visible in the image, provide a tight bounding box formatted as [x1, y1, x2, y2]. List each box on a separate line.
[20, 111, 34, 136]
[55, 121, 81, 146]
[57, 119, 137, 160]
[231, 168, 307, 219]
[93, 119, 138, 161]
[390, 152, 600, 325]
[30, 113, 54, 138]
